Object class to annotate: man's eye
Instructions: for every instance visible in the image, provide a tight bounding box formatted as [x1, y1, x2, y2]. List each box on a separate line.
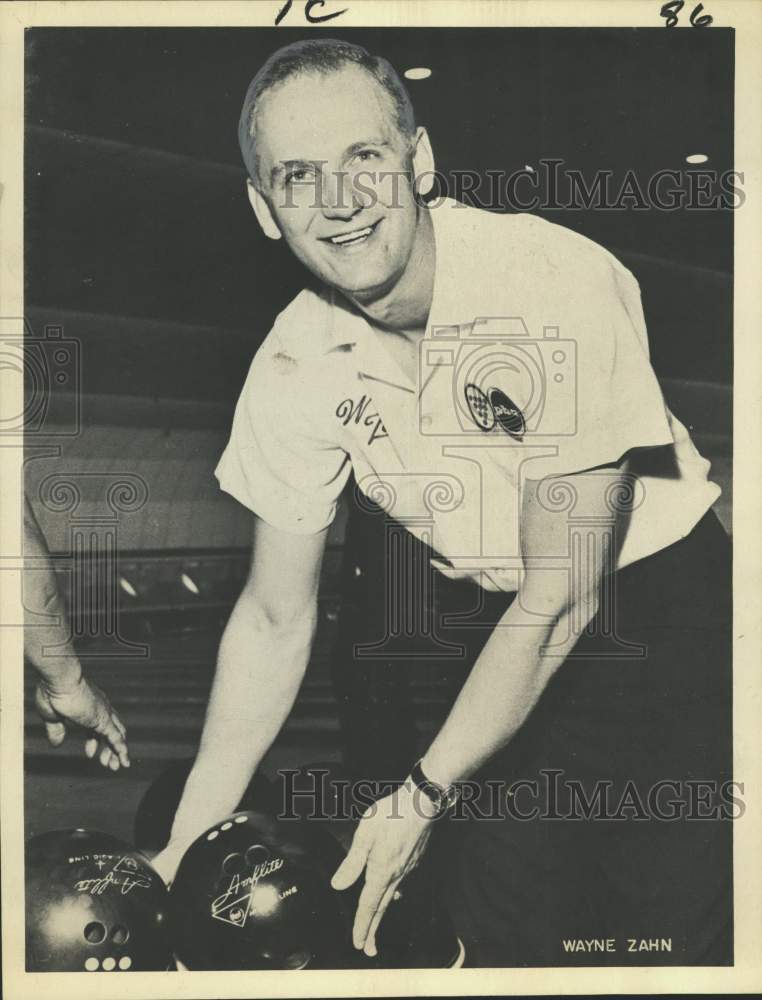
[285, 168, 313, 185]
[354, 149, 379, 163]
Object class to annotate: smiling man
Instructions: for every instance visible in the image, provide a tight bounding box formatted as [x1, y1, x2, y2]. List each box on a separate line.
[152, 38, 732, 968]
[244, 48, 435, 367]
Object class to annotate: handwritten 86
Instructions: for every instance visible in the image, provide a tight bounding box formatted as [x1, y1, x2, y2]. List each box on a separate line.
[660, 1, 713, 27]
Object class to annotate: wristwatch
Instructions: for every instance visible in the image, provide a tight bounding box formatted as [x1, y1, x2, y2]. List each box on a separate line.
[410, 759, 461, 818]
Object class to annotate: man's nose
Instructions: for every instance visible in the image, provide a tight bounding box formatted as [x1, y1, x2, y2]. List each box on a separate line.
[320, 169, 363, 220]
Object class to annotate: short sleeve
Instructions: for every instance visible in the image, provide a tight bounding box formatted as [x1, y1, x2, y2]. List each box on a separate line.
[215, 344, 351, 533]
[506, 256, 675, 481]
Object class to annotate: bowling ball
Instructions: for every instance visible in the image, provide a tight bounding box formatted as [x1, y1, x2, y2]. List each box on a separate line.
[25, 828, 171, 972]
[134, 759, 278, 854]
[168, 807, 463, 970]
[168, 810, 349, 970]
[344, 861, 465, 969]
[272, 763, 463, 968]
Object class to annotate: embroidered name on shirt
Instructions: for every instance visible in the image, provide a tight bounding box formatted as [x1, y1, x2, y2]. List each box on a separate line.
[336, 395, 388, 445]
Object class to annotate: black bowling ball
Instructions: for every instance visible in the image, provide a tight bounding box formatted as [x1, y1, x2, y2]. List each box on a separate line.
[25, 828, 171, 972]
[345, 861, 465, 969]
[134, 758, 278, 854]
[169, 810, 348, 970]
[168, 809, 463, 969]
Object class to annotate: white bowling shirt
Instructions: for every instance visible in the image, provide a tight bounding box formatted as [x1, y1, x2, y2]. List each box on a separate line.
[216, 198, 720, 592]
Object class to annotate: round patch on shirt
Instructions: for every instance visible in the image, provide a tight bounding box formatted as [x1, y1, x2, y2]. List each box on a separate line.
[464, 383, 495, 432]
[488, 387, 525, 438]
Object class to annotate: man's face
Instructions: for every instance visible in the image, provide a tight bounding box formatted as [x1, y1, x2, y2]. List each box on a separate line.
[253, 66, 423, 302]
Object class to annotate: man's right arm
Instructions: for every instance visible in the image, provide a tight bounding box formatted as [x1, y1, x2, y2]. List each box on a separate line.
[152, 516, 328, 882]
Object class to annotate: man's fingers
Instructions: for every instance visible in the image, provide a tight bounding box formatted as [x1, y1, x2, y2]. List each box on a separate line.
[84, 737, 98, 759]
[97, 713, 130, 768]
[363, 880, 401, 957]
[331, 830, 371, 890]
[331, 847, 367, 891]
[111, 713, 128, 741]
[351, 869, 387, 951]
[99, 745, 115, 769]
[44, 720, 66, 747]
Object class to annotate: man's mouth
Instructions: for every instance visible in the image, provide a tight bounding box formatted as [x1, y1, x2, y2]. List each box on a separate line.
[323, 219, 382, 248]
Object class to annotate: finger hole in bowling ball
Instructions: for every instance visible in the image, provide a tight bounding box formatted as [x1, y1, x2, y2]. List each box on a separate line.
[111, 925, 130, 945]
[222, 852, 246, 876]
[84, 921, 106, 944]
[244, 844, 269, 867]
[284, 949, 312, 970]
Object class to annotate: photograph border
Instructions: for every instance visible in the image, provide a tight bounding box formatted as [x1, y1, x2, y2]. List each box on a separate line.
[2, 1, 761, 997]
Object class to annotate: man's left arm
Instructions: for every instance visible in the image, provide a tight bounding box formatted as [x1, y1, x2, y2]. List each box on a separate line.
[333, 463, 624, 954]
[24, 495, 130, 769]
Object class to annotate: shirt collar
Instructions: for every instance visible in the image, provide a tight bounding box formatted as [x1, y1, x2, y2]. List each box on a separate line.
[318, 198, 483, 388]
[321, 287, 361, 354]
[316, 286, 407, 394]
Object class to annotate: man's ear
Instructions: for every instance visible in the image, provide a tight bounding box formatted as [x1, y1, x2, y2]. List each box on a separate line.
[411, 127, 436, 199]
[246, 178, 282, 241]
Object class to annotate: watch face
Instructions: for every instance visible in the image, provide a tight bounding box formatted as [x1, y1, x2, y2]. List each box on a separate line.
[443, 786, 460, 811]
[429, 788, 445, 812]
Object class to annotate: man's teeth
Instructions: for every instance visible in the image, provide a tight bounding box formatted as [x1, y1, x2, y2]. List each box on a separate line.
[330, 226, 373, 245]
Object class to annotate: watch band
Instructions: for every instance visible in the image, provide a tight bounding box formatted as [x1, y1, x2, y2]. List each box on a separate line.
[410, 759, 460, 817]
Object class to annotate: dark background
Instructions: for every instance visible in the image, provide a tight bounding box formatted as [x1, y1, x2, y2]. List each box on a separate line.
[25, 27, 733, 399]
[23, 28, 734, 839]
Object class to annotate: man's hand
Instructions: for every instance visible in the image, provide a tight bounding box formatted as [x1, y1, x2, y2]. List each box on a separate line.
[149, 840, 190, 887]
[34, 674, 130, 770]
[331, 781, 435, 957]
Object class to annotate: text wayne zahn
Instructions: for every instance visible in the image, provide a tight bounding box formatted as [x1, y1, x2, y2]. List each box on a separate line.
[562, 937, 674, 954]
